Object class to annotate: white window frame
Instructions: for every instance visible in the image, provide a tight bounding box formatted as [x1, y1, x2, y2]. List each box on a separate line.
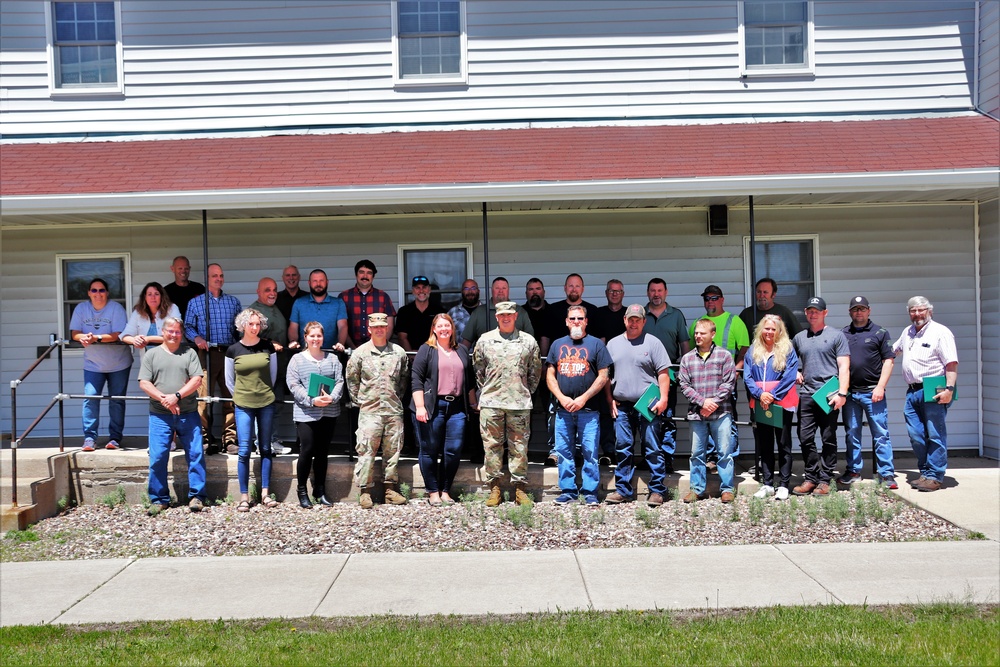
[396, 242, 474, 309]
[45, 1, 124, 96]
[391, 0, 468, 87]
[743, 234, 819, 329]
[57, 252, 132, 345]
[738, 0, 815, 78]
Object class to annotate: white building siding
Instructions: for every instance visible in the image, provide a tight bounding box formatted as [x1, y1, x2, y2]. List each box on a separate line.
[0, 203, 985, 453]
[980, 198, 999, 459]
[0, 1, 979, 137]
[980, 0, 1000, 118]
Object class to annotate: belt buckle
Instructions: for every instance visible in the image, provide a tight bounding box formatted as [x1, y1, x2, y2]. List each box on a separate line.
[442, 395, 456, 402]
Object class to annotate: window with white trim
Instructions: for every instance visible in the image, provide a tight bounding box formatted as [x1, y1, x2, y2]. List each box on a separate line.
[398, 244, 473, 311]
[740, 1, 813, 75]
[394, 1, 466, 83]
[744, 235, 817, 330]
[49, 1, 123, 91]
[58, 254, 131, 341]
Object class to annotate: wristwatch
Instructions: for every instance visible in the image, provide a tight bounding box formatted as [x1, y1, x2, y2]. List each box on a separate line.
[175, 392, 183, 401]
[837, 392, 847, 398]
[945, 385, 955, 392]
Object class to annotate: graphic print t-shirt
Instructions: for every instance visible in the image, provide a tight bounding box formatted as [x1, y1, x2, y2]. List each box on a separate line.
[547, 334, 612, 411]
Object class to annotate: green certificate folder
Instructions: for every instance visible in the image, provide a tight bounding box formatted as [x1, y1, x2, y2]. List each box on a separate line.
[308, 373, 338, 398]
[754, 402, 784, 428]
[923, 376, 958, 402]
[811, 376, 840, 414]
[636, 382, 662, 422]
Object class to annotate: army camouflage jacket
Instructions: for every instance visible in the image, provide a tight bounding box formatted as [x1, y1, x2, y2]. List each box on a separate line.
[472, 329, 542, 410]
[346, 341, 409, 415]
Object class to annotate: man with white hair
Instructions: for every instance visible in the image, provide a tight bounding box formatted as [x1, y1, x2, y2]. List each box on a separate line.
[891, 296, 958, 492]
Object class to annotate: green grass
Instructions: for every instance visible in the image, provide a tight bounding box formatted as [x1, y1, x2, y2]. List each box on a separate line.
[0, 604, 995, 666]
[96, 485, 127, 509]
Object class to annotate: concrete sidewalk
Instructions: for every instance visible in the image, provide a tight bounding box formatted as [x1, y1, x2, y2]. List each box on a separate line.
[2, 541, 997, 626]
[2, 456, 998, 627]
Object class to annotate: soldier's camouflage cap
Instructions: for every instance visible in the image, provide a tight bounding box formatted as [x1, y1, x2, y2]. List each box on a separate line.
[495, 301, 518, 315]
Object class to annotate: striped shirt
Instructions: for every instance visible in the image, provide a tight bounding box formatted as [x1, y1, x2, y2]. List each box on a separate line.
[892, 319, 958, 385]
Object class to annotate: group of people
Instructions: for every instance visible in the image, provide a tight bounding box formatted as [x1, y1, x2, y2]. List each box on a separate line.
[68, 260, 958, 514]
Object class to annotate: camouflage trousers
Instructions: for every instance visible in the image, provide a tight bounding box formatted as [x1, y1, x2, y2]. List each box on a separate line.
[479, 407, 530, 484]
[353, 412, 403, 489]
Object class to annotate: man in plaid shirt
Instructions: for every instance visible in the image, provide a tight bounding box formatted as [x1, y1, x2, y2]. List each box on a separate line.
[340, 259, 396, 348]
[678, 317, 737, 503]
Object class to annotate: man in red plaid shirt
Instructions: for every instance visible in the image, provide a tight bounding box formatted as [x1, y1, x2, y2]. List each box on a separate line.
[340, 259, 396, 349]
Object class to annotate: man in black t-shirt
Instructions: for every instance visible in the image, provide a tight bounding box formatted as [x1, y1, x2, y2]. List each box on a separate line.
[164, 256, 205, 319]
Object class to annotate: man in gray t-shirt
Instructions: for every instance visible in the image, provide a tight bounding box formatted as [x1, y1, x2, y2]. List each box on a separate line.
[604, 304, 672, 507]
[791, 297, 850, 496]
[137, 317, 206, 513]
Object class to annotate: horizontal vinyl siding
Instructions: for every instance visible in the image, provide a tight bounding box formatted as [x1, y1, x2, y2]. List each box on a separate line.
[980, 199, 999, 459]
[980, 0, 1000, 118]
[0, 1, 979, 137]
[0, 203, 985, 454]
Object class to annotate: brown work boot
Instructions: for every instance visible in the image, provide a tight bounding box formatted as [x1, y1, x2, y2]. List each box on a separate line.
[647, 492, 664, 507]
[514, 482, 531, 506]
[792, 480, 817, 496]
[682, 490, 700, 504]
[485, 481, 503, 507]
[604, 491, 631, 504]
[383, 483, 408, 505]
[358, 491, 374, 509]
[720, 491, 735, 504]
[916, 478, 942, 492]
[812, 482, 831, 496]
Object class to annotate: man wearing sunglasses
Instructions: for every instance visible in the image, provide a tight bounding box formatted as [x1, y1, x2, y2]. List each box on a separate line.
[688, 285, 749, 470]
[395, 276, 445, 351]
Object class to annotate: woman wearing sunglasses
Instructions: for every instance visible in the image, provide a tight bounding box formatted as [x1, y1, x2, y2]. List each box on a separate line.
[70, 278, 133, 452]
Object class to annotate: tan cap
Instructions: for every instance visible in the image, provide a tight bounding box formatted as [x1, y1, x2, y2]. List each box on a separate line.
[368, 313, 389, 326]
[494, 301, 517, 315]
[624, 304, 646, 319]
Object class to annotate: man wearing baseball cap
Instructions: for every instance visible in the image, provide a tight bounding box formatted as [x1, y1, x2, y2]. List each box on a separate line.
[791, 297, 850, 496]
[840, 296, 897, 489]
[395, 275, 445, 351]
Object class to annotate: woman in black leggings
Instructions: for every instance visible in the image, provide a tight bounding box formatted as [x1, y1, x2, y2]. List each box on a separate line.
[286, 321, 344, 507]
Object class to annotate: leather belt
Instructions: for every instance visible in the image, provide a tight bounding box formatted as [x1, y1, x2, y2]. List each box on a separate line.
[907, 382, 924, 392]
[440, 395, 458, 402]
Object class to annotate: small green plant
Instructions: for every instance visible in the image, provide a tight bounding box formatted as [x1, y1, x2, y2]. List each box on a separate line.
[588, 507, 607, 525]
[729, 503, 740, 522]
[249, 483, 259, 502]
[571, 505, 581, 528]
[967, 531, 987, 540]
[400, 482, 412, 500]
[821, 492, 850, 523]
[747, 496, 765, 525]
[498, 502, 535, 529]
[634, 505, 659, 529]
[4, 528, 39, 542]
[97, 485, 127, 508]
[804, 497, 820, 524]
[56, 496, 71, 512]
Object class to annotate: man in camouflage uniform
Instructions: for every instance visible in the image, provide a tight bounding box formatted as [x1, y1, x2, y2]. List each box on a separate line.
[346, 313, 410, 509]
[472, 301, 542, 506]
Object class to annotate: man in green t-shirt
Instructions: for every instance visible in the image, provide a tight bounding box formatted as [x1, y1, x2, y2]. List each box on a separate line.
[688, 285, 749, 466]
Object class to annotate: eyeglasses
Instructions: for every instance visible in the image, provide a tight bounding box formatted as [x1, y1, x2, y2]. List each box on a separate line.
[850, 307, 869, 312]
[607, 290, 623, 295]
[567, 317, 586, 322]
[703, 295, 721, 302]
[89, 288, 108, 294]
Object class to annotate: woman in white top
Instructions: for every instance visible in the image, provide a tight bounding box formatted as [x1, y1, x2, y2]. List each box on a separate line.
[121, 282, 181, 358]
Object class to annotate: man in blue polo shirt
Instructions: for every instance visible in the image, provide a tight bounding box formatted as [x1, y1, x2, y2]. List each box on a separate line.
[288, 269, 348, 350]
[839, 296, 897, 489]
[644, 278, 689, 474]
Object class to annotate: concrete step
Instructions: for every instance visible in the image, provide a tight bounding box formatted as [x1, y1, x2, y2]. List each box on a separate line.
[0, 503, 40, 533]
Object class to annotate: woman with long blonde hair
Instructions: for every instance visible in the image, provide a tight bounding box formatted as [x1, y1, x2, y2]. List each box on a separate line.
[744, 314, 799, 500]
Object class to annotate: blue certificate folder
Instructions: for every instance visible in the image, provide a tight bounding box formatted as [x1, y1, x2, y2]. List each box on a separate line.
[308, 373, 338, 398]
[922, 376, 957, 402]
[811, 376, 840, 414]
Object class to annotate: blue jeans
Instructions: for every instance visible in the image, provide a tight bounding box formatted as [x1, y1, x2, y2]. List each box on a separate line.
[82, 367, 131, 442]
[657, 382, 680, 462]
[843, 391, 894, 477]
[555, 409, 600, 495]
[414, 398, 466, 493]
[904, 387, 949, 482]
[614, 402, 666, 497]
[148, 411, 206, 505]
[706, 392, 740, 459]
[690, 414, 735, 495]
[235, 404, 275, 494]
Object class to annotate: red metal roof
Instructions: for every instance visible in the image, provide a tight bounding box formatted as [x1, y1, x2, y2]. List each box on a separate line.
[1, 116, 997, 197]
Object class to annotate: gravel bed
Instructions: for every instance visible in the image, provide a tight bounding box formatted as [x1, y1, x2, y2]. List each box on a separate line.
[1, 487, 970, 562]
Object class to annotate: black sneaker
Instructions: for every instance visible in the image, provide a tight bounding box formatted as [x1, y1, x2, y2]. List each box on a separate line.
[880, 475, 899, 490]
[837, 471, 862, 486]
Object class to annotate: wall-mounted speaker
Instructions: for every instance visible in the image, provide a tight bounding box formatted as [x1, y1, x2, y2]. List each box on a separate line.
[708, 204, 728, 236]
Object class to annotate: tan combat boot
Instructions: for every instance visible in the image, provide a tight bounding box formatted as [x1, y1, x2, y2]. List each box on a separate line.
[384, 482, 408, 505]
[485, 480, 503, 507]
[358, 489, 374, 509]
[514, 482, 531, 506]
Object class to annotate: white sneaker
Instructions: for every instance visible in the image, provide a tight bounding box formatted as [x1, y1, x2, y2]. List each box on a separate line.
[753, 485, 774, 499]
[271, 440, 291, 455]
[775, 486, 789, 500]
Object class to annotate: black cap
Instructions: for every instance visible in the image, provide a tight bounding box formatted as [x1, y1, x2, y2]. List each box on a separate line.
[849, 296, 870, 309]
[412, 276, 430, 286]
[701, 285, 723, 298]
[805, 296, 827, 311]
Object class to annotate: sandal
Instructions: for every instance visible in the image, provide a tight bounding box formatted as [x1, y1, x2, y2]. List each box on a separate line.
[262, 495, 279, 508]
[236, 500, 250, 513]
